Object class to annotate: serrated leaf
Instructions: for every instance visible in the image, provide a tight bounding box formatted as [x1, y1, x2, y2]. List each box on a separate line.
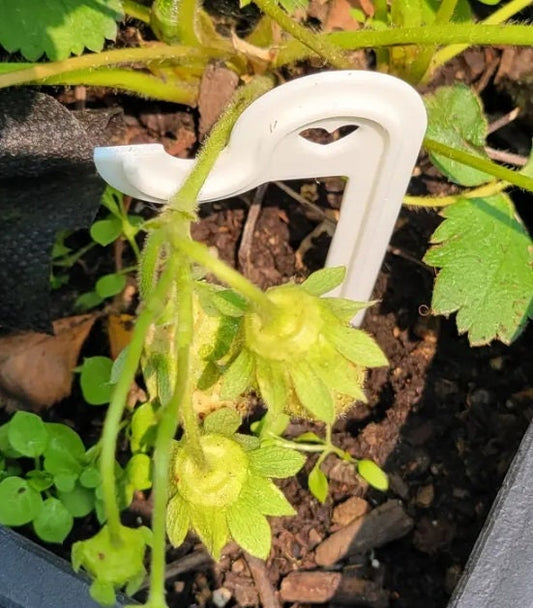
[80, 356, 114, 405]
[190, 505, 230, 559]
[220, 349, 254, 400]
[308, 463, 328, 503]
[166, 493, 191, 548]
[321, 298, 372, 323]
[325, 325, 388, 368]
[255, 356, 289, 413]
[301, 266, 346, 296]
[425, 85, 492, 186]
[239, 475, 296, 516]
[290, 360, 335, 423]
[0, 477, 43, 526]
[226, 500, 271, 559]
[248, 445, 305, 478]
[233, 433, 261, 451]
[90, 218, 122, 246]
[8, 411, 49, 458]
[423, 194, 533, 345]
[33, 497, 74, 543]
[0, 0, 123, 61]
[357, 459, 389, 491]
[204, 408, 241, 436]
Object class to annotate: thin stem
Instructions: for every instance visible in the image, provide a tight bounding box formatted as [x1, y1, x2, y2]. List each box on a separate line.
[427, 0, 533, 80]
[423, 138, 533, 194]
[274, 23, 533, 66]
[253, 0, 352, 69]
[172, 236, 277, 316]
[37, 68, 198, 104]
[434, 0, 459, 24]
[0, 45, 215, 89]
[151, 0, 201, 46]
[167, 75, 274, 215]
[372, 0, 389, 68]
[123, 0, 151, 22]
[404, 181, 509, 208]
[148, 256, 195, 607]
[100, 262, 175, 544]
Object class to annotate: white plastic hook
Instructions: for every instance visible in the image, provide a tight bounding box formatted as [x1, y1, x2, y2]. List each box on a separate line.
[94, 71, 427, 324]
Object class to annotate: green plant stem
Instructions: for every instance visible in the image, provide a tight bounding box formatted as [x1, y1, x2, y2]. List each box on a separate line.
[123, 0, 151, 22]
[434, 0, 459, 24]
[100, 262, 176, 544]
[274, 23, 533, 66]
[172, 236, 277, 316]
[37, 68, 198, 105]
[167, 75, 274, 216]
[148, 256, 194, 608]
[404, 180, 509, 207]
[427, 0, 533, 80]
[253, 0, 352, 69]
[151, 0, 200, 46]
[372, 0, 389, 68]
[0, 45, 215, 89]
[423, 138, 533, 194]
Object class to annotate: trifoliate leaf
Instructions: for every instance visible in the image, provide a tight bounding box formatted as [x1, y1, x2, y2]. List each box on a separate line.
[203, 408, 241, 437]
[423, 194, 533, 345]
[255, 356, 290, 413]
[220, 349, 254, 400]
[226, 501, 271, 559]
[301, 266, 346, 296]
[190, 506, 230, 559]
[8, 411, 49, 458]
[33, 498, 74, 543]
[425, 85, 492, 186]
[248, 445, 305, 478]
[325, 326, 388, 368]
[308, 463, 329, 504]
[166, 493, 191, 548]
[239, 475, 296, 517]
[0, 0, 123, 61]
[357, 460, 389, 491]
[0, 477, 43, 526]
[58, 484, 95, 517]
[290, 360, 335, 423]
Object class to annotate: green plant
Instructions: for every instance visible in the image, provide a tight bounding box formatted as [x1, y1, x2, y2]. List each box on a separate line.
[1, 1, 532, 607]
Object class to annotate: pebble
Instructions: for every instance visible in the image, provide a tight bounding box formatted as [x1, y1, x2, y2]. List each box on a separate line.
[332, 497, 370, 527]
[415, 484, 435, 508]
[212, 587, 232, 608]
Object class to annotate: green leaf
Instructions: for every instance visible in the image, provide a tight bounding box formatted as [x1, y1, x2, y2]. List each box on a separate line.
[357, 459, 389, 491]
[321, 298, 371, 323]
[220, 349, 254, 400]
[423, 194, 533, 345]
[248, 445, 305, 478]
[190, 506, 230, 559]
[0, 0, 123, 61]
[325, 326, 388, 368]
[289, 360, 335, 423]
[252, 411, 290, 439]
[80, 356, 114, 405]
[96, 273, 126, 299]
[0, 477, 43, 526]
[126, 453, 152, 490]
[90, 218, 122, 246]
[8, 411, 49, 457]
[425, 85, 492, 186]
[130, 402, 158, 453]
[203, 408, 241, 436]
[90, 580, 116, 607]
[26, 470, 54, 492]
[80, 466, 101, 488]
[43, 423, 85, 477]
[0, 423, 23, 458]
[294, 431, 323, 444]
[74, 291, 104, 312]
[211, 290, 248, 317]
[33, 497, 74, 543]
[301, 266, 346, 296]
[240, 475, 296, 516]
[227, 500, 271, 559]
[166, 493, 191, 548]
[233, 433, 261, 451]
[255, 356, 289, 414]
[58, 484, 96, 517]
[308, 463, 329, 503]
[54, 473, 78, 493]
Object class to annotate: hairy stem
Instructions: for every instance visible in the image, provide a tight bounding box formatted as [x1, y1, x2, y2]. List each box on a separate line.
[404, 181, 509, 208]
[253, 0, 352, 69]
[100, 263, 175, 544]
[148, 255, 194, 608]
[123, 0, 151, 22]
[423, 138, 533, 194]
[151, 0, 200, 46]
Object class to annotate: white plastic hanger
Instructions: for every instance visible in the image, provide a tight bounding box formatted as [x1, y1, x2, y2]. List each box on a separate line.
[94, 70, 427, 324]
